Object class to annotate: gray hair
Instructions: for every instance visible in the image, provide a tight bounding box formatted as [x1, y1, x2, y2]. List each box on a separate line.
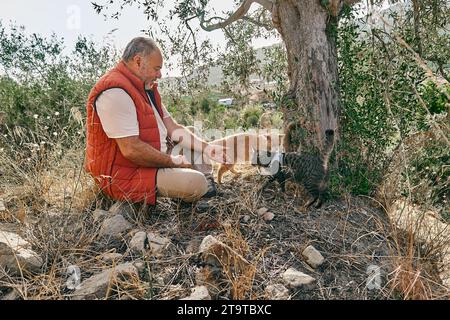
[122, 37, 159, 61]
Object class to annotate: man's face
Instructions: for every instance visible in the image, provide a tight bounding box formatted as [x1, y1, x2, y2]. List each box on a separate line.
[136, 50, 163, 87]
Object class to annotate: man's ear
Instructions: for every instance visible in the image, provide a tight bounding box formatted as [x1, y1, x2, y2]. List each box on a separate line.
[133, 55, 142, 68]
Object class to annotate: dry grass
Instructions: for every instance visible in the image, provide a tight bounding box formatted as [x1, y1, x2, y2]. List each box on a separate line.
[0, 123, 449, 300]
[373, 121, 450, 300]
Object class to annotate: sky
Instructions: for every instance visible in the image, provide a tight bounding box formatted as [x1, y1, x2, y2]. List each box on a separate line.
[0, 0, 281, 77]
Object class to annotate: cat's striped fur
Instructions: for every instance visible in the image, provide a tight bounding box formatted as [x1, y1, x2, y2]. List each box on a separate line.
[256, 127, 335, 208]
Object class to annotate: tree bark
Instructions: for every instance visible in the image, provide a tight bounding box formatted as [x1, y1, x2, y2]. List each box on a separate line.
[274, 0, 340, 153]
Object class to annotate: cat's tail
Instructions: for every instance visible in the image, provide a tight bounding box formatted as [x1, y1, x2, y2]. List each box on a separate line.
[323, 129, 335, 168]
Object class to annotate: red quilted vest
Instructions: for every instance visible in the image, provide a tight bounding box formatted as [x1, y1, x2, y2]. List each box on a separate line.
[85, 61, 164, 205]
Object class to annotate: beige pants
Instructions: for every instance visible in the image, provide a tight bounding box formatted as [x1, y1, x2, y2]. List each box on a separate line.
[156, 146, 213, 203]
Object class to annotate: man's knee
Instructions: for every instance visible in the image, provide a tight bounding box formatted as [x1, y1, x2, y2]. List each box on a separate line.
[183, 172, 208, 202]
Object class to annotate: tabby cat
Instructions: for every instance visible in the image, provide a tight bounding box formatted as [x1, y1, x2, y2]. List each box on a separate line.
[254, 127, 335, 209]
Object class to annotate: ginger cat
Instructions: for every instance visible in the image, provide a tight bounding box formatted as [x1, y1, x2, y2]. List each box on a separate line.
[211, 132, 284, 184]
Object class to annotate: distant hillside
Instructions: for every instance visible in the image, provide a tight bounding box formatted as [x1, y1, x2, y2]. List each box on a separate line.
[160, 43, 283, 90]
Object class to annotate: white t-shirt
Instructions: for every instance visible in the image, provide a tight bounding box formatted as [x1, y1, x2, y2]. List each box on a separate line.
[96, 88, 170, 153]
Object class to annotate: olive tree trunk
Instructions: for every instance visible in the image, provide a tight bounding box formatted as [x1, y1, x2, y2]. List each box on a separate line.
[274, 0, 340, 153]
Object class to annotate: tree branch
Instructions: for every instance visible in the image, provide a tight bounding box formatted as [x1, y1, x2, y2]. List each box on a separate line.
[242, 16, 274, 31]
[199, 0, 275, 32]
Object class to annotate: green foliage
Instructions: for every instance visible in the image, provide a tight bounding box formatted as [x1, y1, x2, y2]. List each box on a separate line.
[241, 105, 264, 130]
[0, 22, 117, 130]
[219, 20, 262, 97]
[418, 81, 450, 115]
[200, 97, 211, 114]
[1, 1, 448, 219]
[261, 44, 289, 106]
[0, 22, 117, 170]
[335, 4, 449, 217]
[407, 131, 449, 218]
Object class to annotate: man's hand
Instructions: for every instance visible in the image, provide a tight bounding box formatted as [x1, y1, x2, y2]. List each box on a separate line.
[171, 155, 192, 169]
[204, 144, 231, 164]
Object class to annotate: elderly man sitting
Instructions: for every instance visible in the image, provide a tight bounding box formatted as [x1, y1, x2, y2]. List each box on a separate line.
[85, 37, 228, 206]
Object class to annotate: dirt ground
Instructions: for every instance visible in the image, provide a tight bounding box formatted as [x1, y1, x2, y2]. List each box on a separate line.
[0, 165, 446, 300]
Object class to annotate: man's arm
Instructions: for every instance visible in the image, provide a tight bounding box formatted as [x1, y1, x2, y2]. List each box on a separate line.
[115, 136, 191, 168]
[163, 113, 207, 153]
[162, 104, 230, 164]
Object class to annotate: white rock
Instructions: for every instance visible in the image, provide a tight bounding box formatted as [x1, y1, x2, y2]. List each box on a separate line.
[265, 284, 290, 300]
[99, 215, 132, 238]
[302, 245, 325, 268]
[257, 208, 269, 216]
[66, 265, 82, 290]
[133, 260, 146, 273]
[282, 268, 315, 288]
[72, 263, 138, 300]
[0, 231, 43, 275]
[263, 212, 275, 222]
[199, 235, 218, 253]
[129, 231, 148, 253]
[242, 215, 251, 223]
[199, 235, 250, 271]
[147, 232, 170, 254]
[180, 286, 211, 300]
[0, 200, 6, 212]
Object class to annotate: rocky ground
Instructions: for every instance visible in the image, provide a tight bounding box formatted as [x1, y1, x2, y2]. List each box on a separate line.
[0, 166, 447, 300]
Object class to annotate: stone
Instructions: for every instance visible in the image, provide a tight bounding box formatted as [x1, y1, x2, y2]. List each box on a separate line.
[72, 263, 138, 300]
[199, 235, 250, 272]
[242, 215, 251, 223]
[180, 286, 211, 300]
[265, 284, 290, 300]
[302, 245, 325, 268]
[99, 215, 132, 238]
[0, 231, 43, 275]
[133, 260, 146, 273]
[257, 208, 269, 216]
[282, 268, 315, 288]
[147, 232, 170, 254]
[65, 265, 82, 290]
[129, 231, 148, 254]
[199, 235, 218, 253]
[263, 212, 275, 222]
[109, 202, 137, 221]
[0, 200, 6, 212]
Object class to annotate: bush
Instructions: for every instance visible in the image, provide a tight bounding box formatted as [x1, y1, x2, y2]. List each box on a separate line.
[0, 22, 117, 132]
[335, 8, 449, 219]
[200, 97, 211, 114]
[240, 105, 264, 130]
